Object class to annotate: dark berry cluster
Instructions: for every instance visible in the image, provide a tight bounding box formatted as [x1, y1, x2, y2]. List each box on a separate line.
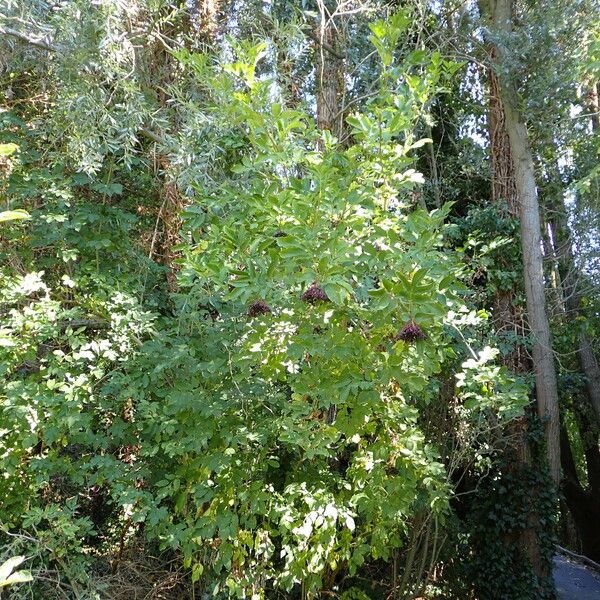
[394, 321, 427, 343]
[247, 300, 272, 317]
[301, 283, 329, 304]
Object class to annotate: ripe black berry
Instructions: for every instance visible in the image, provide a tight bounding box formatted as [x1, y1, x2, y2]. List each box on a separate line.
[247, 300, 272, 317]
[301, 283, 329, 304]
[394, 321, 427, 343]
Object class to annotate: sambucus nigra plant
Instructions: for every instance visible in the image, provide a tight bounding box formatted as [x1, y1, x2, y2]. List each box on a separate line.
[118, 20, 526, 596]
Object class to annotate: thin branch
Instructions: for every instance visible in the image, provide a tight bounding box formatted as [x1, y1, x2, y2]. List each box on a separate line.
[59, 319, 108, 331]
[148, 194, 169, 260]
[304, 28, 344, 60]
[255, 11, 344, 61]
[139, 127, 169, 146]
[0, 25, 60, 52]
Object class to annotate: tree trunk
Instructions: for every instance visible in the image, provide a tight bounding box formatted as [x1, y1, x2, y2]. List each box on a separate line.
[546, 97, 600, 560]
[579, 335, 600, 424]
[476, 6, 554, 582]
[560, 425, 600, 562]
[479, 0, 561, 486]
[502, 87, 561, 485]
[488, 63, 529, 373]
[548, 192, 600, 424]
[194, 0, 221, 43]
[571, 83, 600, 424]
[482, 44, 549, 584]
[488, 65, 518, 213]
[314, 11, 344, 140]
[149, 1, 222, 289]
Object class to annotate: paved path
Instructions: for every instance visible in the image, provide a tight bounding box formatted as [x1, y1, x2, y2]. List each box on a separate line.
[554, 555, 600, 600]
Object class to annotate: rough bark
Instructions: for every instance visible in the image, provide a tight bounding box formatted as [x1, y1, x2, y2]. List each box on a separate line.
[144, 6, 203, 290]
[194, 0, 221, 43]
[150, 156, 183, 290]
[488, 65, 518, 213]
[314, 10, 344, 426]
[314, 16, 344, 140]
[488, 61, 529, 374]
[587, 82, 600, 131]
[479, 0, 561, 486]
[579, 338, 600, 423]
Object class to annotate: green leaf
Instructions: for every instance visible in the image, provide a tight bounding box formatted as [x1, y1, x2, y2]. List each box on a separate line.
[0, 556, 26, 581]
[191, 563, 204, 583]
[0, 143, 18, 157]
[0, 571, 33, 587]
[408, 138, 433, 150]
[0, 557, 32, 588]
[0, 210, 30, 223]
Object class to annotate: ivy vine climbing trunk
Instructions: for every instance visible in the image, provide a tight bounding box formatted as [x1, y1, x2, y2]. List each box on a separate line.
[315, 3, 345, 430]
[478, 0, 561, 486]
[488, 62, 528, 373]
[148, 2, 221, 289]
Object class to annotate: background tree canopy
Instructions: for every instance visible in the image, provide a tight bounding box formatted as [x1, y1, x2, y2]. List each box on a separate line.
[0, 1, 599, 599]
